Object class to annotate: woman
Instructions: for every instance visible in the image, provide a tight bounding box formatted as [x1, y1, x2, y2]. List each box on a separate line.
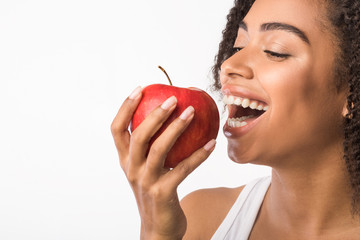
[111, 0, 360, 239]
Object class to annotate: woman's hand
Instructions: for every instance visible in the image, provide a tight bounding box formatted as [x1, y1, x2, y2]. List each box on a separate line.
[111, 87, 216, 240]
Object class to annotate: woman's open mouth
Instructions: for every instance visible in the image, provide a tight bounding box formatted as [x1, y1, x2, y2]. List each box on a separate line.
[223, 95, 269, 128]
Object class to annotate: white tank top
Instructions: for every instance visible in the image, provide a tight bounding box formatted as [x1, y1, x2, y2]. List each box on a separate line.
[211, 176, 271, 240]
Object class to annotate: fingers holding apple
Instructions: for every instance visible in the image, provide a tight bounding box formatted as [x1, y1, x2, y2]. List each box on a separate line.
[131, 83, 220, 168]
[129, 96, 178, 168]
[111, 66, 220, 239]
[145, 105, 195, 174]
[112, 94, 200, 239]
[110, 86, 143, 168]
[129, 104, 216, 239]
[166, 139, 217, 188]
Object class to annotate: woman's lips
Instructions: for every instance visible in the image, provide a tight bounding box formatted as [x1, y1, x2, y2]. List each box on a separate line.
[222, 94, 269, 138]
[223, 110, 268, 138]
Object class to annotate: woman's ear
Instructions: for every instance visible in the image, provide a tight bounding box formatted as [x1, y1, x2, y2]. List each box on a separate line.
[342, 101, 348, 118]
[342, 99, 353, 119]
[341, 88, 350, 118]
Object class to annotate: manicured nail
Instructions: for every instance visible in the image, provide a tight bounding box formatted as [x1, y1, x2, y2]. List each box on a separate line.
[180, 106, 195, 120]
[204, 139, 216, 152]
[129, 86, 142, 100]
[161, 96, 177, 110]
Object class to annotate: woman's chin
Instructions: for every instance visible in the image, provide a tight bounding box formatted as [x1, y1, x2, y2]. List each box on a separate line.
[227, 146, 253, 164]
[227, 141, 270, 166]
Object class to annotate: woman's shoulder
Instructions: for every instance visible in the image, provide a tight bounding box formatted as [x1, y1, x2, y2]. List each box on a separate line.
[180, 185, 245, 240]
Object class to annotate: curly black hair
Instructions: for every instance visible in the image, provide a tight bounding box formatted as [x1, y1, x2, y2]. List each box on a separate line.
[212, 0, 360, 215]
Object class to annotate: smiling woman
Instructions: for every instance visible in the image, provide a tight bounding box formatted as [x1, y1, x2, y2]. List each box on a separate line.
[206, 0, 360, 239]
[111, 0, 360, 239]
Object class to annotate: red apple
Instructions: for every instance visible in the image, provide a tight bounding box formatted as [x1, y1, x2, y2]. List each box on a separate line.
[130, 83, 220, 168]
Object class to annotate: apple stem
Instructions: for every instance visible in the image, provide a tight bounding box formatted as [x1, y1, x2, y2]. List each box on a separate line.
[158, 66, 173, 86]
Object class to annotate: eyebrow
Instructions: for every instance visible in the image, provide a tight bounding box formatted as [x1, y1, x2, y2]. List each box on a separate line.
[238, 21, 310, 45]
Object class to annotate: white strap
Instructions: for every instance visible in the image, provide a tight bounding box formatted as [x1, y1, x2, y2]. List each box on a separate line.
[211, 176, 271, 240]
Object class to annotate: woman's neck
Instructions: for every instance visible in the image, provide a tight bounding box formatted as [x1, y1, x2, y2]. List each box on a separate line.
[262, 144, 359, 237]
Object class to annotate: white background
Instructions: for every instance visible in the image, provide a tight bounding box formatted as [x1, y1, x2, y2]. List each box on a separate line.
[0, 1, 271, 239]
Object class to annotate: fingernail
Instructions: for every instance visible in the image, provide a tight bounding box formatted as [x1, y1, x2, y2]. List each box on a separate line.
[161, 96, 177, 110]
[180, 106, 195, 120]
[204, 139, 216, 152]
[129, 86, 142, 100]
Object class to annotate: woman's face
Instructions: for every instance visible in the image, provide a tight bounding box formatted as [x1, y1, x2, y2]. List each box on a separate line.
[220, 0, 347, 167]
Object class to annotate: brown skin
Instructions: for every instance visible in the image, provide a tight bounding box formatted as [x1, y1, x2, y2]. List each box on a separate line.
[182, 0, 360, 239]
[181, 186, 244, 239]
[112, 0, 360, 239]
[111, 89, 216, 239]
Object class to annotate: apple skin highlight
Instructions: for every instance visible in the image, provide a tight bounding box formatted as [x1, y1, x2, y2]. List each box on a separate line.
[131, 84, 220, 168]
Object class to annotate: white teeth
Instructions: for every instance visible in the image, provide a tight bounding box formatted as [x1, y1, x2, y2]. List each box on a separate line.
[238, 115, 254, 121]
[241, 98, 250, 108]
[227, 116, 254, 128]
[234, 98, 242, 106]
[228, 95, 235, 104]
[222, 95, 228, 104]
[223, 95, 269, 111]
[223, 94, 269, 128]
[249, 101, 258, 109]
[256, 104, 263, 111]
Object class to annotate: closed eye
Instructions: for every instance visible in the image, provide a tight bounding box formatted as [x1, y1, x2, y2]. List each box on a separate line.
[232, 48, 291, 61]
[264, 50, 290, 59]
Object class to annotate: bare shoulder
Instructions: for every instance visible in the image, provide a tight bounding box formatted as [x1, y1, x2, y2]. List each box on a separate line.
[180, 185, 245, 240]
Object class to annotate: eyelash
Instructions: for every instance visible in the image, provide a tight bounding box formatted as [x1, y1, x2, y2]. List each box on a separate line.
[232, 48, 290, 60]
[264, 50, 290, 59]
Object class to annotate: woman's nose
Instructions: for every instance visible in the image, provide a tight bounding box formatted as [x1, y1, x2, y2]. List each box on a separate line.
[220, 51, 254, 85]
